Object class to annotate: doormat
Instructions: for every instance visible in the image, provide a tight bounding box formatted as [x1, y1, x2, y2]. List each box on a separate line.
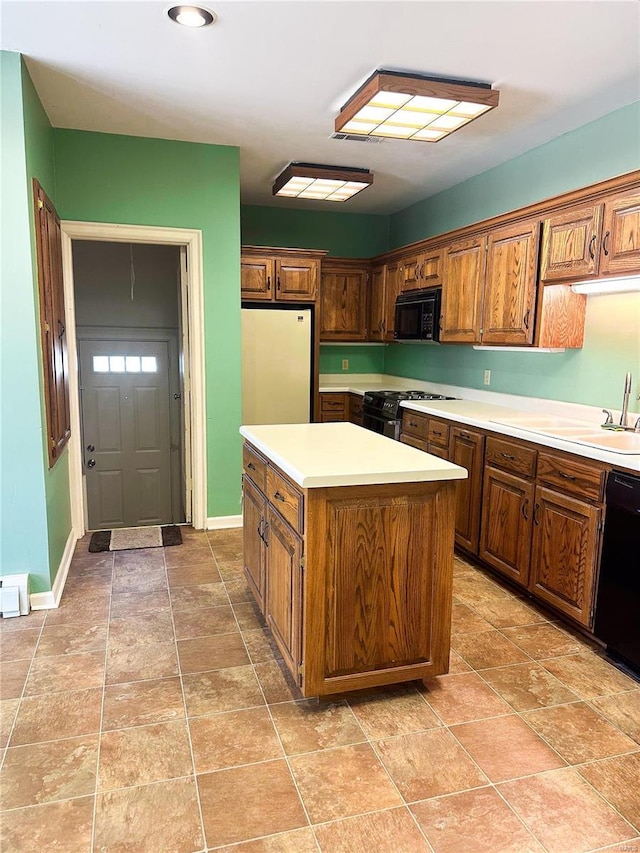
[88, 525, 183, 553]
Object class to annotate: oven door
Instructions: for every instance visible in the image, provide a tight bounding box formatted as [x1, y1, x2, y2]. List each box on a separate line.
[362, 411, 401, 440]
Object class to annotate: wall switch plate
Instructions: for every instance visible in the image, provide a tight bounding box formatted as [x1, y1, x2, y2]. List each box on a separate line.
[484, 369, 491, 385]
[342, 359, 349, 371]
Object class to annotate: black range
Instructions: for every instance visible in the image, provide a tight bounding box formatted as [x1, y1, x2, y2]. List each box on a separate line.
[362, 390, 457, 441]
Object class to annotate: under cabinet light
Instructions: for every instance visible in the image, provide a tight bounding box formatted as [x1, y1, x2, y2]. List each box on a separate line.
[335, 70, 499, 142]
[570, 276, 640, 295]
[273, 163, 373, 202]
[167, 5, 216, 27]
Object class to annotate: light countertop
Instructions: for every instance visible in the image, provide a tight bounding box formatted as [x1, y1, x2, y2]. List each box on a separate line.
[240, 423, 467, 488]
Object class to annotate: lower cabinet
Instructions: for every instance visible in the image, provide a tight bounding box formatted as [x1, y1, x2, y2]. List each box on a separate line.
[319, 392, 348, 422]
[242, 476, 267, 611]
[449, 426, 485, 554]
[479, 466, 534, 585]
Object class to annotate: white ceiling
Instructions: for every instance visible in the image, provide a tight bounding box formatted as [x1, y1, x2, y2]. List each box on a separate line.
[2, 0, 639, 215]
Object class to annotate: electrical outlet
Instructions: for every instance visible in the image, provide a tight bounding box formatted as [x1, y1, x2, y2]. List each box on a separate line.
[342, 359, 349, 371]
[484, 369, 491, 386]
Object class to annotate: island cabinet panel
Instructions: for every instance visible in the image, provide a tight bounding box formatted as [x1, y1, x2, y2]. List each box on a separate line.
[242, 476, 267, 610]
[529, 486, 600, 626]
[479, 466, 534, 586]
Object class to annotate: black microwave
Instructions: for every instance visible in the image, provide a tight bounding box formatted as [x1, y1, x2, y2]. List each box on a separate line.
[394, 287, 442, 341]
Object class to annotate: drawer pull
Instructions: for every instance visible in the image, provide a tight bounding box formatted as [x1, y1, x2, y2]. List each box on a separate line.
[273, 491, 286, 502]
[558, 471, 576, 481]
[247, 462, 256, 471]
[501, 452, 516, 460]
[408, 421, 418, 428]
[459, 431, 470, 438]
[433, 430, 443, 436]
[326, 401, 341, 407]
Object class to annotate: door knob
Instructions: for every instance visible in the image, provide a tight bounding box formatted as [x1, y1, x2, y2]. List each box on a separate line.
[87, 444, 95, 452]
[87, 459, 96, 468]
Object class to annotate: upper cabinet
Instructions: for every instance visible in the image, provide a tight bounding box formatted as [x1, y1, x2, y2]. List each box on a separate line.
[369, 262, 400, 342]
[540, 190, 640, 283]
[400, 248, 443, 292]
[319, 259, 369, 341]
[441, 236, 486, 343]
[241, 247, 324, 302]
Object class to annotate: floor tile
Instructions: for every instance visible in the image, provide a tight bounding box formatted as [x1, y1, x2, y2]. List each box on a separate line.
[542, 653, 638, 699]
[10, 687, 102, 745]
[177, 632, 249, 674]
[225, 578, 255, 603]
[0, 735, 98, 809]
[289, 742, 401, 823]
[172, 604, 239, 640]
[198, 759, 307, 847]
[233, 601, 267, 631]
[0, 698, 20, 747]
[102, 677, 185, 730]
[242, 627, 284, 663]
[347, 684, 440, 739]
[447, 650, 472, 673]
[254, 659, 303, 704]
[480, 662, 579, 711]
[99, 720, 193, 790]
[0, 611, 46, 633]
[216, 827, 319, 851]
[501, 623, 585, 659]
[43, 596, 111, 626]
[207, 528, 243, 548]
[110, 589, 170, 617]
[375, 728, 488, 802]
[450, 599, 494, 635]
[217, 559, 245, 581]
[421, 671, 511, 724]
[94, 777, 203, 853]
[35, 622, 107, 657]
[108, 609, 175, 648]
[165, 546, 216, 569]
[0, 796, 94, 853]
[113, 548, 165, 570]
[499, 767, 636, 853]
[0, 658, 30, 700]
[411, 786, 543, 853]
[0, 629, 40, 662]
[591, 690, 640, 744]
[112, 566, 168, 594]
[24, 650, 105, 695]
[474, 596, 547, 629]
[167, 562, 222, 587]
[578, 753, 640, 833]
[182, 665, 265, 716]
[105, 641, 179, 684]
[169, 581, 229, 610]
[451, 714, 564, 782]
[452, 629, 531, 669]
[189, 706, 282, 772]
[269, 699, 365, 755]
[523, 701, 638, 764]
[314, 806, 431, 852]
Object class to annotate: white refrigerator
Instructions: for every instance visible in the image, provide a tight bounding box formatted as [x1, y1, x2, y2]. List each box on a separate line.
[241, 307, 312, 424]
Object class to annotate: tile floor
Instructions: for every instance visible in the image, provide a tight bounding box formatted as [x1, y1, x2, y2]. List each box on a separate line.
[1, 527, 639, 852]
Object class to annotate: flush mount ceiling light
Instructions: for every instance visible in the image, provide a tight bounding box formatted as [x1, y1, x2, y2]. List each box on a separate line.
[167, 5, 216, 27]
[272, 163, 373, 202]
[335, 70, 499, 142]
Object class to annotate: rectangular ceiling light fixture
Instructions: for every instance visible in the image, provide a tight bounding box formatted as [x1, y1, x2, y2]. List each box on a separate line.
[336, 70, 499, 142]
[273, 162, 373, 202]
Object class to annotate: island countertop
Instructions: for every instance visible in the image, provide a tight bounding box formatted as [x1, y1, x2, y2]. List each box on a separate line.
[240, 422, 467, 488]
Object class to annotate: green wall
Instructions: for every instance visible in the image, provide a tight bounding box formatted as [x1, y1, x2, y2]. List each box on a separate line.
[0, 52, 51, 592]
[319, 345, 386, 375]
[53, 130, 242, 519]
[384, 102, 640, 409]
[241, 205, 389, 258]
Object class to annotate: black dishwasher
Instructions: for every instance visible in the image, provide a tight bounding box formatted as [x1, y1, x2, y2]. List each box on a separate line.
[593, 470, 640, 676]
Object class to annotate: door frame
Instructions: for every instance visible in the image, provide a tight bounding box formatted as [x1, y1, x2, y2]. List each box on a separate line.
[60, 222, 207, 534]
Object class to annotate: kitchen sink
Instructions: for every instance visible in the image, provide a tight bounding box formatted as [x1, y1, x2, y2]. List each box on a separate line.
[572, 432, 640, 454]
[490, 416, 640, 454]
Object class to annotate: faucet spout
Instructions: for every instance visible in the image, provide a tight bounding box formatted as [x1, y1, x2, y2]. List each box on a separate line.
[620, 372, 632, 427]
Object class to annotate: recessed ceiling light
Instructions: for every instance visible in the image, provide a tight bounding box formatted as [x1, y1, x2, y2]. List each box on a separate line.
[336, 70, 499, 142]
[273, 163, 373, 202]
[168, 5, 216, 28]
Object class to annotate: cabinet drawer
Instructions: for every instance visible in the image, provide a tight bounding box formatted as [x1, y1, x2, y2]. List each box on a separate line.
[537, 452, 605, 502]
[486, 436, 536, 478]
[266, 466, 304, 533]
[402, 411, 429, 440]
[428, 419, 450, 448]
[400, 434, 428, 452]
[243, 443, 267, 492]
[321, 393, 347, 414]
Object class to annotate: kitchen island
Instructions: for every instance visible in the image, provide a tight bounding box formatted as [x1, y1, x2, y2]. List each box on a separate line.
[240, 422, 467, 697]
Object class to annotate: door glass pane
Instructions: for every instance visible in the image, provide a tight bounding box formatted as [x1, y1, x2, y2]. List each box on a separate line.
[93, 355, 109, 373]
[110, 355, 125, 372]
[126, 356, 141, 373]
[141, 356, 158, 373]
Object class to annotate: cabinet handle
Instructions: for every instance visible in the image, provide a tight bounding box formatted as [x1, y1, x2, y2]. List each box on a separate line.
[420, 262, 425, 279]
[523, 309, 530, 330]
[433, 430, 443, 436]
[558, 471, 576, 481]
[521, 499, 529, 521]
[602, 231, 610, 256]
[588, 234, 597, 260]
[273, 491, 286, 502]
[247, 462, 256, 471]
[277, 276, 281, 291]
[257, 518, 265, 540]
[266, 276, 271, 292]
[501, 452, 516, 460]
[533, 502, 540, 525]
[262, 522, 269, 546]
[408, 421, 418, 428]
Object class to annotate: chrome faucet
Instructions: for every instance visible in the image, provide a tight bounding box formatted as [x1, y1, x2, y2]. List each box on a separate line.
[620, 372, 632, 427]
[603, 374, 639, 430]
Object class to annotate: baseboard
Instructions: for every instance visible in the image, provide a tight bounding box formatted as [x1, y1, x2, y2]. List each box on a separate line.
[206, 514, 243, 530]
[30, 527, 76, 610]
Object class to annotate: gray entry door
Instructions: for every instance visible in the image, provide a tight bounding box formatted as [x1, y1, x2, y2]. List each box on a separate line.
[79, 340, 173, 529]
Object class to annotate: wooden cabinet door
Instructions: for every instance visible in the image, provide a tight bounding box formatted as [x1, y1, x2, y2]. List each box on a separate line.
[241, 256, 274, 301]
[420, 249, 443, 288]
[450, 426, 485, 555]
[600, 191, 640, 277]
[319, 268, 368, 340]
[242, 476, 267, 610]
[529, 486, 600, 627]
[275, 258, 318, 301]
[400, 254, 422, 291]
[265, 506, 303, 681]
[479, 466, 534, 585]
[540, 204, 604, 282]
[482, 221, 540, 345]
[383, 261, 401, 341]
[348, 393, 363, 425]
[368, 265, 386, 341]
[441, 237, 486, 343]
